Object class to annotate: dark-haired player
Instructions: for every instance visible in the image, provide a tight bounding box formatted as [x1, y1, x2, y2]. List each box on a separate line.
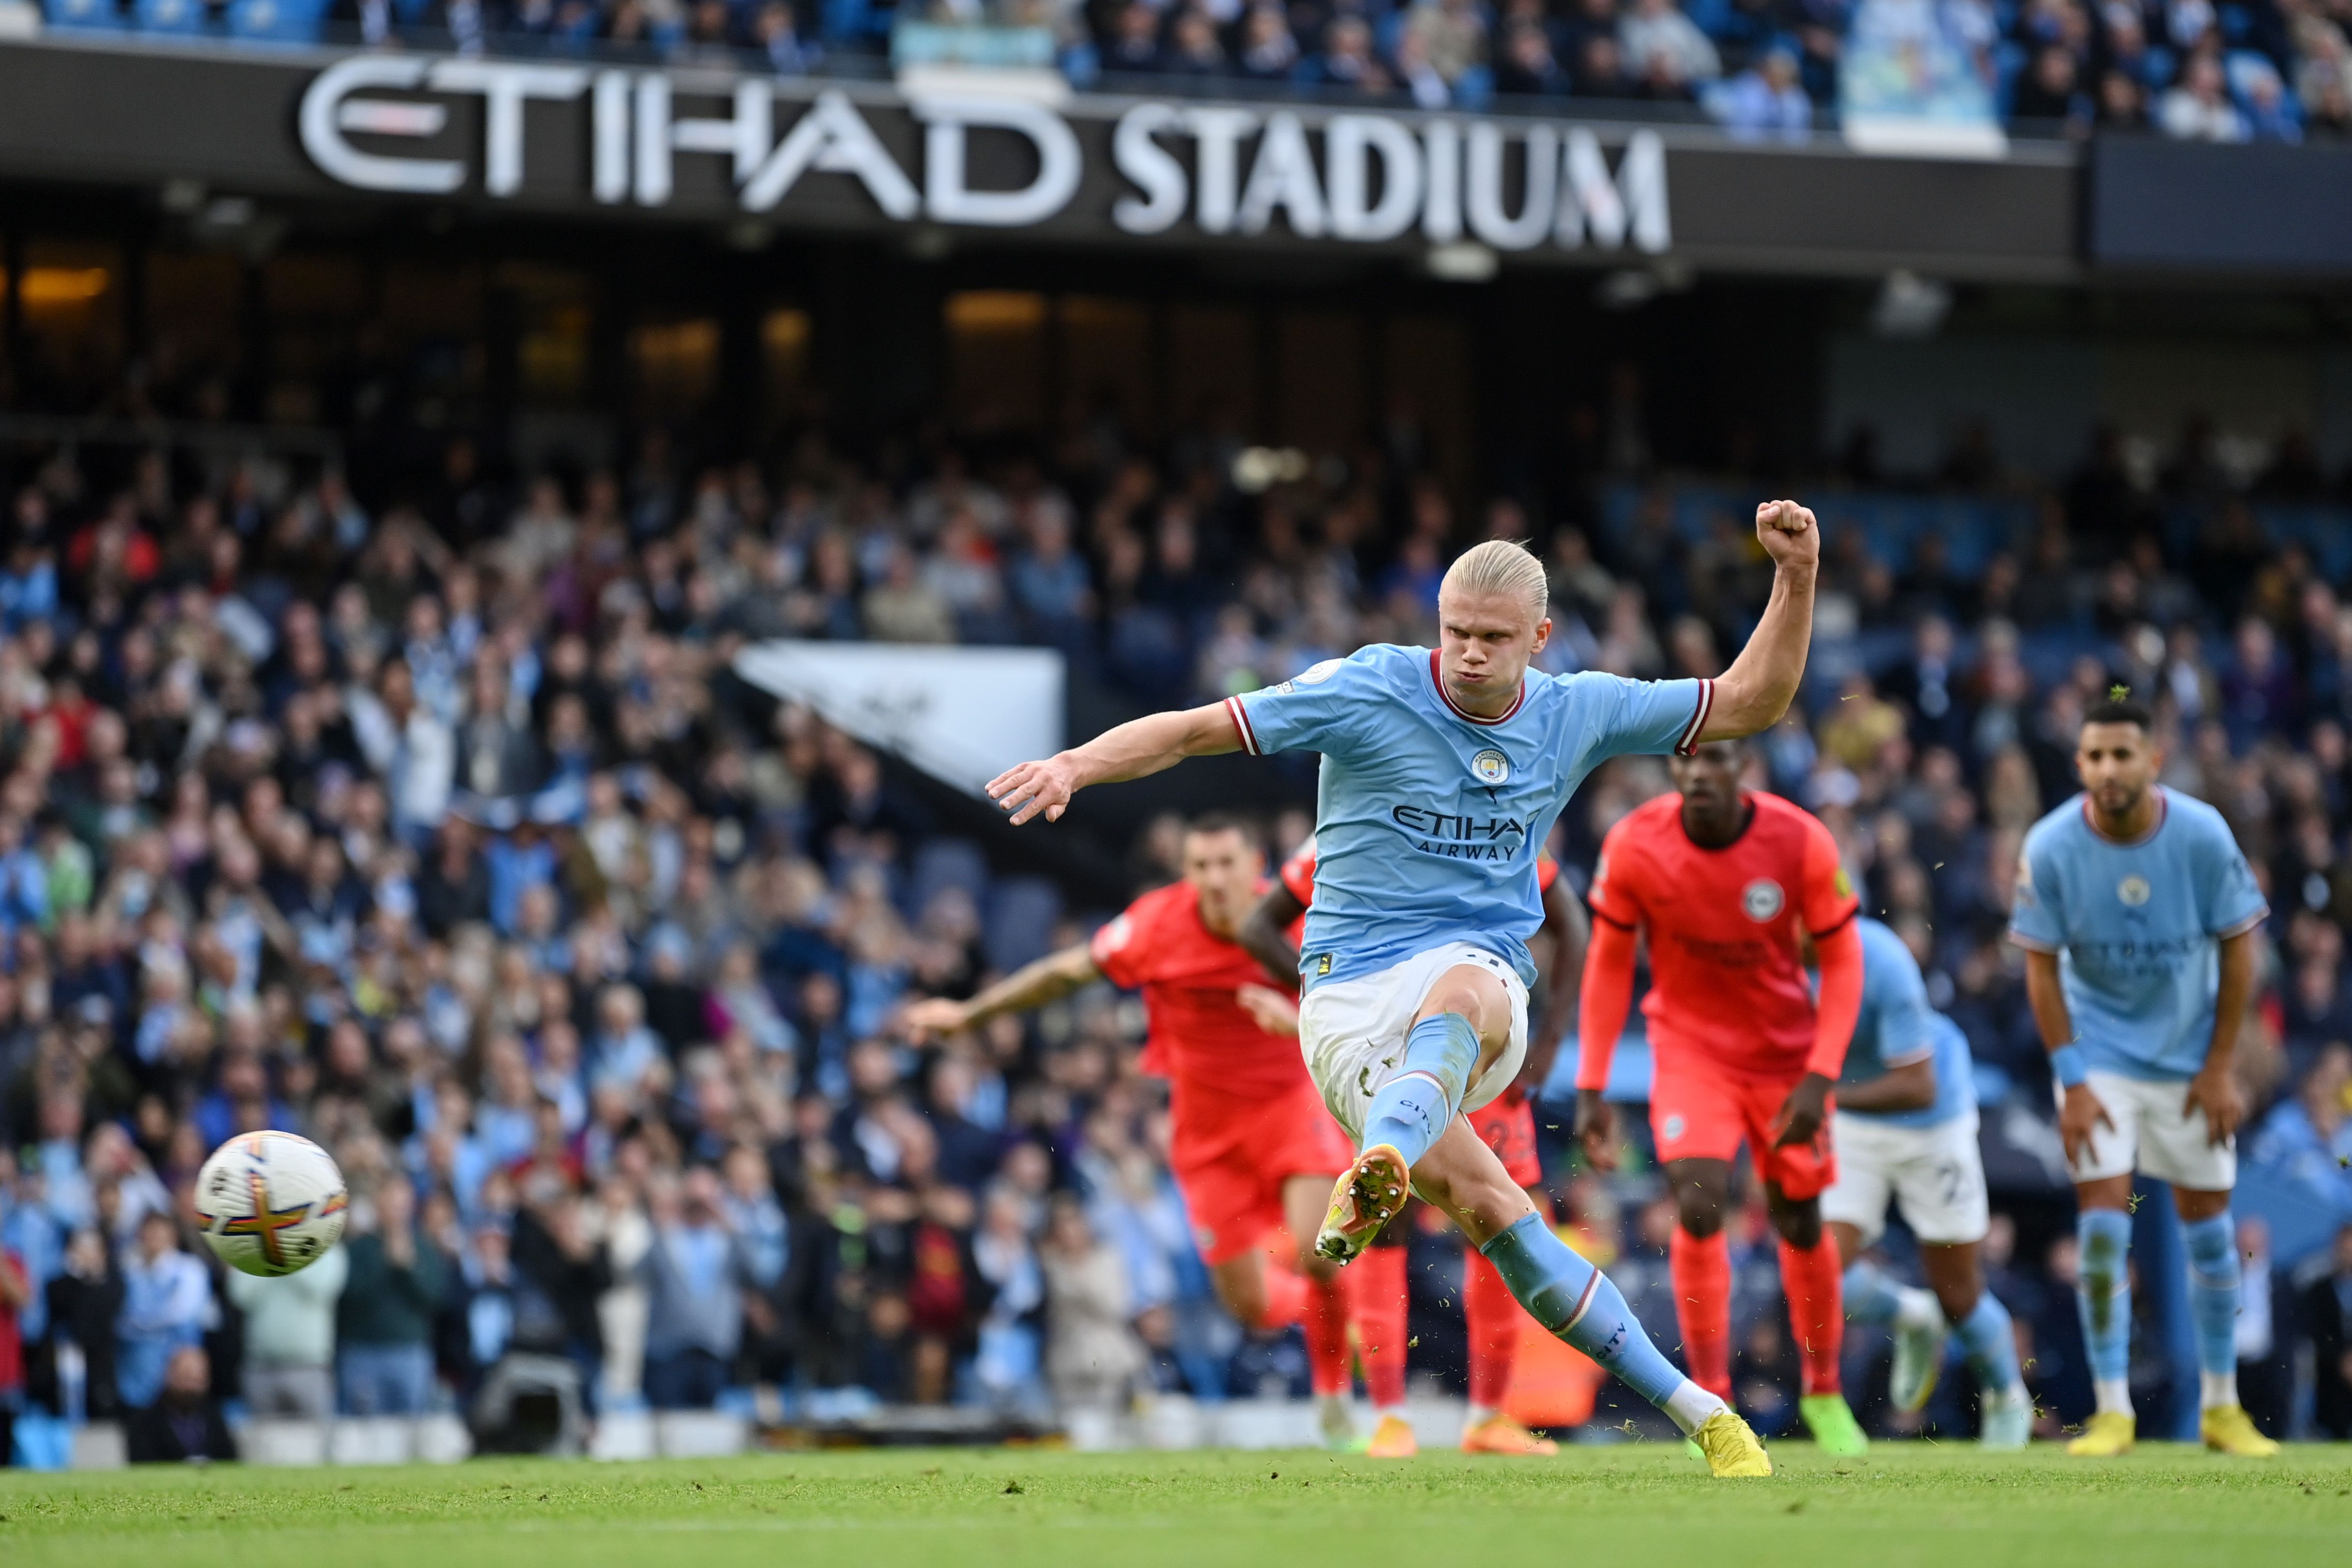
[1574, 737, 1870, 1455]
[903, 815, 1363, 1446]
[2009, 692, 2276, 1458]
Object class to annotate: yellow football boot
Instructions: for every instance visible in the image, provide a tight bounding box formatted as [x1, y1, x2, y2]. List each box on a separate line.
[2065, 1411, 2136, 1457]
[1691, 1410, 1773, 1477]
[2200, 1405, 2280, 1458]
[1315, 1145, 1411, 1262]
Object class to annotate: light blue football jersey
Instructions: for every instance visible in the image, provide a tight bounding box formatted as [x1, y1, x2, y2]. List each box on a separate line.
[1227, 643, 1708, 990]
[1839, 916, 1974, 1129]
[2007, 787, 2268, 1081]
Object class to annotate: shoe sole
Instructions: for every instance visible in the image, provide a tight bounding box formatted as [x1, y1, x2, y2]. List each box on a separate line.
[1315, 1147, 1410, 1262]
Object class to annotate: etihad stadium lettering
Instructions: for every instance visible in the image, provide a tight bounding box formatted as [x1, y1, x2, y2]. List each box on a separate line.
[297, 57, 1671, 256]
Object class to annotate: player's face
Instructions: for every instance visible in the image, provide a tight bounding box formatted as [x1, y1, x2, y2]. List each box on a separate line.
[2075, 721, 2159, 817]
[1668, 739, 1745, 818]
[1183, 827, 1264, 935]
[1437, 589, 1551, 713]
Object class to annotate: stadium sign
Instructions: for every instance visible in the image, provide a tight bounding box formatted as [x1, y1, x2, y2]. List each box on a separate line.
[0, 39, 2083, 280]
[295, 59, 1670, 256]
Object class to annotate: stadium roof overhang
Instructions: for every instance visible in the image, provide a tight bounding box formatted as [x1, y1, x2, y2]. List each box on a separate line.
[0, 38, 2343, 286]
[0, 36, 2096, 287]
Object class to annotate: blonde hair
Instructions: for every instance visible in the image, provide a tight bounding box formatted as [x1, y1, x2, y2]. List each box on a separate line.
[1439, 539, 1549, 624]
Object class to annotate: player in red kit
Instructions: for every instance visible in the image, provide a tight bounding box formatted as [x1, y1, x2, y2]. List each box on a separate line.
[1238, 836, 1588, 1458]
[902, 815, 1362, 1446]
[1573, 738, 1870, 1454]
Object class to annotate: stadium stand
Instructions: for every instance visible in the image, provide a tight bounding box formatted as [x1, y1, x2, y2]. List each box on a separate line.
[3, 356, 2351, 1464]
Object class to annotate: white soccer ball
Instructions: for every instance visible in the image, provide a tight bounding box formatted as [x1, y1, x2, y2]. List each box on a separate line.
[194, 1131, 349, 1277]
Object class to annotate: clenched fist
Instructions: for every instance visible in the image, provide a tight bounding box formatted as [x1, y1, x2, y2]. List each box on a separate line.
[1754, 499, 1820, 571]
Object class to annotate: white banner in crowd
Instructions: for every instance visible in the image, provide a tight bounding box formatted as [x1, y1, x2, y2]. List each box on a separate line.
[734, 641, 1065, 798]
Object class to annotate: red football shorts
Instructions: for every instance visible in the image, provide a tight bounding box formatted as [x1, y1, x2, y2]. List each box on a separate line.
[1468, 1089, 1544, 1189]
[1648, 1063, 1836, 1199]
[1169, 1078, 1355, 1265]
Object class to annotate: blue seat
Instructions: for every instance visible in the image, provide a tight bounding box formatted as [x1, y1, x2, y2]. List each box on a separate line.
[42, 0, 124, 29]
[226, 0, 324, 40]
[982, 876, 1063, 976]
[907, 837, 989, 922]
[133, 0, 209, 32]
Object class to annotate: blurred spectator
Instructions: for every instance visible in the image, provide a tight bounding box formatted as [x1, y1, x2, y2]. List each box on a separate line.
[224, 1241, 350, 1421]
[2012, 43, 2091, 127]
[1038, 1194, 1142, 1413]
[1619, 0, 1723, 90]
[115, 1211, 208, 1412]
[2310, 1223, 2352, 1439]
[338, 1182, 447, 1415]
[1496, 21, 1571, 94]
[1405, 0, 1494, 91]
[2159, 53, 2251, 140]
[638, 1168, 761, 1409]
[1707, 45, 1814, 138]
[124, 1345, 236, 1464]
[0, 1236, 24, 1463]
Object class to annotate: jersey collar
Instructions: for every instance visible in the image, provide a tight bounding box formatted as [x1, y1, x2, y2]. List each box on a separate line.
[2080, 785, 2168, 847]
[1427, 649, 1526, 727]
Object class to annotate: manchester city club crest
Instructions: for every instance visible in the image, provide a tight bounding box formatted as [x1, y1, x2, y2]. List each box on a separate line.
[1471, 748, 1511, 785]
[2117, 874, 2152, 907]
[1741, 877, 1785, 921]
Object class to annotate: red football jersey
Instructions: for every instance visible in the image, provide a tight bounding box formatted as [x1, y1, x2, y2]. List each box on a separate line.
[1586, 790, 1857, 1077]
[1281, 837, 1559, 905]
[1091, 879, 1313, 1108]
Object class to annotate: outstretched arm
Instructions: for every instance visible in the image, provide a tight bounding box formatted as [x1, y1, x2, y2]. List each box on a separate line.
[1237, 881, 1308, 984]
[903, 942, 1099, 1041]
[1697, 499, 1821, 743]
[988, 703, 1241, 825]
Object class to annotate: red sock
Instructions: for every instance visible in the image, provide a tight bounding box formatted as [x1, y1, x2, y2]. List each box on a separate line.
[1304, 1269, 1353, 1398]
[1354, 1243, 1410, 1407]
[1669, 1226, 1733, 1402]
[1463, 1242, 1521, 1412]
[1778, 1233, 1845, 1396]
[1256, 1259, 1309, 1329]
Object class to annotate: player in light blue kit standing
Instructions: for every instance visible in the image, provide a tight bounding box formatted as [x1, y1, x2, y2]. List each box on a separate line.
[1822, 916, 2030, 1448]
[2007, 690, 2278, 1458]
[985, 502, 1829, 1476]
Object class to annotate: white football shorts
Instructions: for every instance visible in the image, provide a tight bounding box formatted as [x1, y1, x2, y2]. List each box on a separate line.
[1297, 941, 1528, 1144]
[1819, 1108, 1989, 1246]
[2055, 1068, 2236, 1190]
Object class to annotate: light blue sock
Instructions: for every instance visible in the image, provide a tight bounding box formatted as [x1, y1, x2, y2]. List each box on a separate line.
[1359, 1013, 1480, 1169]
[1482, 1211, 1710, 1427]
[1955, 1291, 2024, 1399]
[2181, 1213, 2241, 1390]
[1842, 1260, 1906, 1326]
[2076, 1208, 2133, 1386]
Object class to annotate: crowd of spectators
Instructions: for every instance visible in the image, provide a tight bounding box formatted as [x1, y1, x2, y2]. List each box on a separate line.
[22, 0, 2352, 143]
[3, 366, 2352, 1465]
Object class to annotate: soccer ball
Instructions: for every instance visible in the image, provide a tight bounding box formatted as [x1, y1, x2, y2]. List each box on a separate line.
[194, 1131, 349, 1277]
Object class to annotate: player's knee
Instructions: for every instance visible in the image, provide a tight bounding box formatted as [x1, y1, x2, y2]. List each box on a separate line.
[2173, 1187, 2230, 1224]
[1768, 1192, 1822, 1248]
[1211, 1266, 1269, 1326]
[1415, 968, 1511, 1048]
[1674, 1184, 1726, 1238]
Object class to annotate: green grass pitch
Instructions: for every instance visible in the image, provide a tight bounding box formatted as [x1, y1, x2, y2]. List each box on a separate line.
[4, 1442, 2349, 1568]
